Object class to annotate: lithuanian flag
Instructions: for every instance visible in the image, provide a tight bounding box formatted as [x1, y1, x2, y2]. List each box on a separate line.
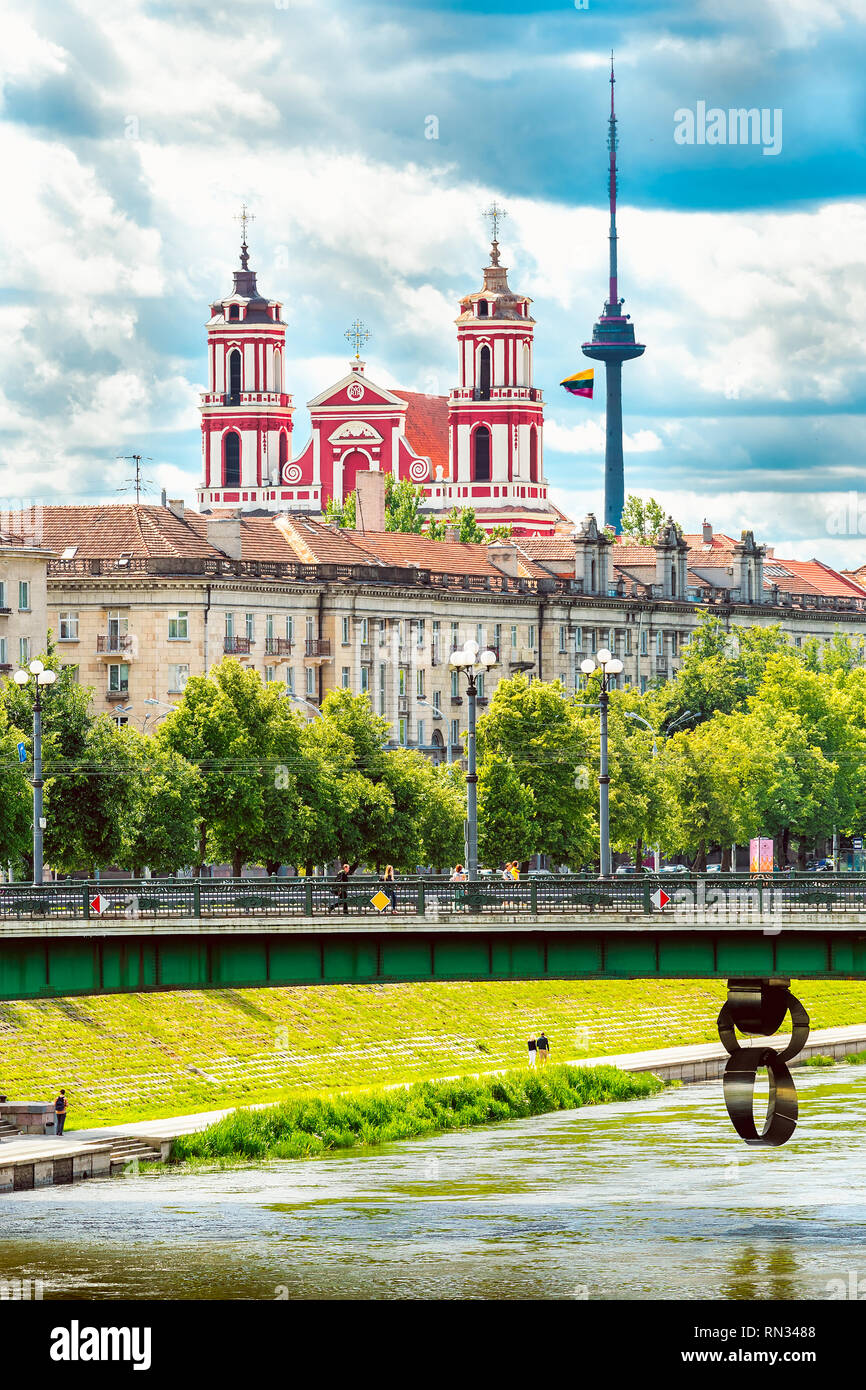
[560, 368, 594, 398]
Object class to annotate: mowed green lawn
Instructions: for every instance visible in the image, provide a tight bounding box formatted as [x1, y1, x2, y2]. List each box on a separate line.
[0, 977, 863, 1129]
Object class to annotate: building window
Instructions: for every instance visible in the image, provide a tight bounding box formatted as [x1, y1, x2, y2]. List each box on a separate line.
[18, 581, 30, 612]
[450, 718, 460, 748]
[478, 345, 491, 399]
[451, 670, 459, 698]
[417, 719, 425, 747]
[574, 626, 582, 651]
[529, 425, 538, 483]
[112, 714, 130, 727]
[416, 669, 425, 697]
[795, 635, 802, 649]
[656, 631, 664, 656]
[228, 348, 241, 396]
[559, 625, 566, 653]
[494, 623, 501, 650]
[473, 425, 491, 481]
[432, 691, 441, 717]
[417, 619, 425, 648]
[511, 625, 518, 648]
[640, 676, 648, 693]
[360, 617, 368, 644]
[342, 667, 350, 689]
[286, 616, 294, 643]
[0, 582, 5, 608]
[670, 632, 678, 657]
[625, 629, 633, 655]
[360, 667, 369, 694]
[286, 668, 295, 693]
[168, 610, 189, 640]
[528, 625, 536, 650]
[378, 619, 387, 646]
[342, 616, 350, 645]
[378, 663, 386, 715]
[245, 613, 255, 642]
[266, 614, 274, 640]
[59, 612, 79, 641]
[305, 667, 315, 696]
[168, 664, 190, 693]
[608, 629, 616, 652]
[399, 717, 407, 746]
[477, 673, 485, 699]
[108, 662, 129, 693]
[225, 612, 235, 639]
[265, 666, 275, 684]
[398, 668, 407, 697]
[0, 637, 6, 665]
[398, 620, 405, 650]
[18, 637, 30, 665]
[640, 630, 648, 655]
[451, 623, 459, 651]
[223, 430, 241, 486]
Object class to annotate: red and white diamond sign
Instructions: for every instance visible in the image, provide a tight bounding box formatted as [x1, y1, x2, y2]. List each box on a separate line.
[651, 888, 670, 910]
[89, 894, 106, 915]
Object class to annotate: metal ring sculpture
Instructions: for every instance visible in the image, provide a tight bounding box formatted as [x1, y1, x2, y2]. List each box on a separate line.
[717, 980, 810, 1146]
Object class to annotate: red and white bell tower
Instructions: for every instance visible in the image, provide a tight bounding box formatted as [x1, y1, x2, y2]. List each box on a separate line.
[438, 206, 555, 535]
[197, 210, 294, 511]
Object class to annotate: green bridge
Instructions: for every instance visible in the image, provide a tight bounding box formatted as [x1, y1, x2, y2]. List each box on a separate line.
[0, 875, 864, 999]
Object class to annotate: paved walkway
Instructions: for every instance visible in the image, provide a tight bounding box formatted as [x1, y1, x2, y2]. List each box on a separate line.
[3, 1022, 865, 1168]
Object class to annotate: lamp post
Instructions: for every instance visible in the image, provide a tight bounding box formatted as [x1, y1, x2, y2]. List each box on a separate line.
[449, 640, 497, 881]
[579, 647, 624, 877]
[13, 661, 57, 885]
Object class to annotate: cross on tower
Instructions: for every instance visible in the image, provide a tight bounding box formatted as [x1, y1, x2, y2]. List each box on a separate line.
[345, 318, 371, 359]
[234, 203, 255, 269]
[483, 200, 507, 245]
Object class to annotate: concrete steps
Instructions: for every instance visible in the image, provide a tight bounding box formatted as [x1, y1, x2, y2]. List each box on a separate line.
[104, 1137, 164, 1173]
[0, 1119, 20, 1139]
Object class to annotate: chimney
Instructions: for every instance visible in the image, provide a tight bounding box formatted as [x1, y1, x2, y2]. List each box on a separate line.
[161, 488, 167, 507]
[702, 519, 712, 545]
[355, 470, 386, 533]
[445, 525, 460, 543]
[168, 498, 185, 521]
[487, 540, 520, 578]
[207, 513, 243, 559]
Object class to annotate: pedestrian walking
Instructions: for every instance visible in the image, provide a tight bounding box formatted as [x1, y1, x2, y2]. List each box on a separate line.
[536, 1031, 550, 1066]
[330, 863, 351, 914]
[54, 1089, 68, 1136]
[383, 864, 396, 911]
[527, 1034, 537, 1068]
[450, 864, 466, 882]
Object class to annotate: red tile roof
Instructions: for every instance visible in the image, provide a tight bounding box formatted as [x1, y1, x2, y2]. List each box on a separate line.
[395, 390, 449, 478]
[764, 558, 866, 599]
[7, 505, 216, 559]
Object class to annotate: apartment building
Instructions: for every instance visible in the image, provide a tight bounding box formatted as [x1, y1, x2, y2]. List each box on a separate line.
[14, 499, 866, 755]
[0, 528, 53, 676]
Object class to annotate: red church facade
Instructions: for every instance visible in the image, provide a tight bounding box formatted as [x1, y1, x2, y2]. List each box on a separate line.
[196, 235, 561, 535]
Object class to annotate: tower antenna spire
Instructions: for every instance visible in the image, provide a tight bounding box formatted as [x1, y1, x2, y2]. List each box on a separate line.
[580, 58, 645, 534]
[483, 200, 507, 265]
[608, 50, 619, 308]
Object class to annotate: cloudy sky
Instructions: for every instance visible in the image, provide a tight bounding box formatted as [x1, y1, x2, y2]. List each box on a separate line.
[2, 0, 866, 563]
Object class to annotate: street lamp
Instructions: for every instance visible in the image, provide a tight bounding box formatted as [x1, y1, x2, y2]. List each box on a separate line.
[449, 640, 497, 881]
[280, 692, 324, 721]
[579, 647, 624, 877]
[13, 660, 57, 885]
[622, 709, 699, 870]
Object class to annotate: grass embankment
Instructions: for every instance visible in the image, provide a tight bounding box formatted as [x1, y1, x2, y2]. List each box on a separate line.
[1, 978, 865, 1130]
[804, 1049, 866, 1068]
[169, 1064, 664, 1166]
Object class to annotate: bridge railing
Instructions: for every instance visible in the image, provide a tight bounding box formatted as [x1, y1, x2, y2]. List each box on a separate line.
[0, 873, 862, 921]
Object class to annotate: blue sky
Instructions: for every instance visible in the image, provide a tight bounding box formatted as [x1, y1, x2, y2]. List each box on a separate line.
[2, 0, 866, 562]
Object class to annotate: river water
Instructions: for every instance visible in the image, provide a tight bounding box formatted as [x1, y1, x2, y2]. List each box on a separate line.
[4, 1065, 866, 1301]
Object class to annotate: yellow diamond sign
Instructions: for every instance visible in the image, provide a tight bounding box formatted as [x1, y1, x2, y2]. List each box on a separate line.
[371, 891, 390, 912]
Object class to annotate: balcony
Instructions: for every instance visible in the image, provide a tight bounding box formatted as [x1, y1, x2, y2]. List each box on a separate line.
[106, 688, 130, 702]
[0, 608, 10, 618]
[264, 637, 293, 658]
[304, 638, 332, 663]
[96, 634, 135, 658]
[508, 646, 535, 672]
[450, 695, 463, 706]
[224, 636, 252, 656]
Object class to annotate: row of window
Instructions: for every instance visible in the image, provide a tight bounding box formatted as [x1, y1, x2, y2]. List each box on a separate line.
[0, 637, 33, 666]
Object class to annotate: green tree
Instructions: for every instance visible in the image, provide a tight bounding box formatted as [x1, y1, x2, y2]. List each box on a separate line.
[478, 754, 536, 866]
[477, 675, 595, 865]
[620, 494, 676, 543]
[417, 761, 465, 870]
[651, 613, 792, 727]
[117, 731, 202, 876]
[44, 717, 141, 874]
[0, 702, 34, 874]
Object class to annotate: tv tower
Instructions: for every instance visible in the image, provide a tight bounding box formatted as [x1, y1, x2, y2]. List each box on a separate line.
[582, 54, 645, 534]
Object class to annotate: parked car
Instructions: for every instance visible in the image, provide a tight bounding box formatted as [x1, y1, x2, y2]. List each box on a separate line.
[659, 864, 689, 875]
[805, 857, 835, 873]
[704, 863, 723, 874]
[614, 864, 650, 875]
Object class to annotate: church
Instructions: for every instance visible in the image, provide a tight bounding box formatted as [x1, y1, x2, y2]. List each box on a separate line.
[196, 217, 563, 536]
